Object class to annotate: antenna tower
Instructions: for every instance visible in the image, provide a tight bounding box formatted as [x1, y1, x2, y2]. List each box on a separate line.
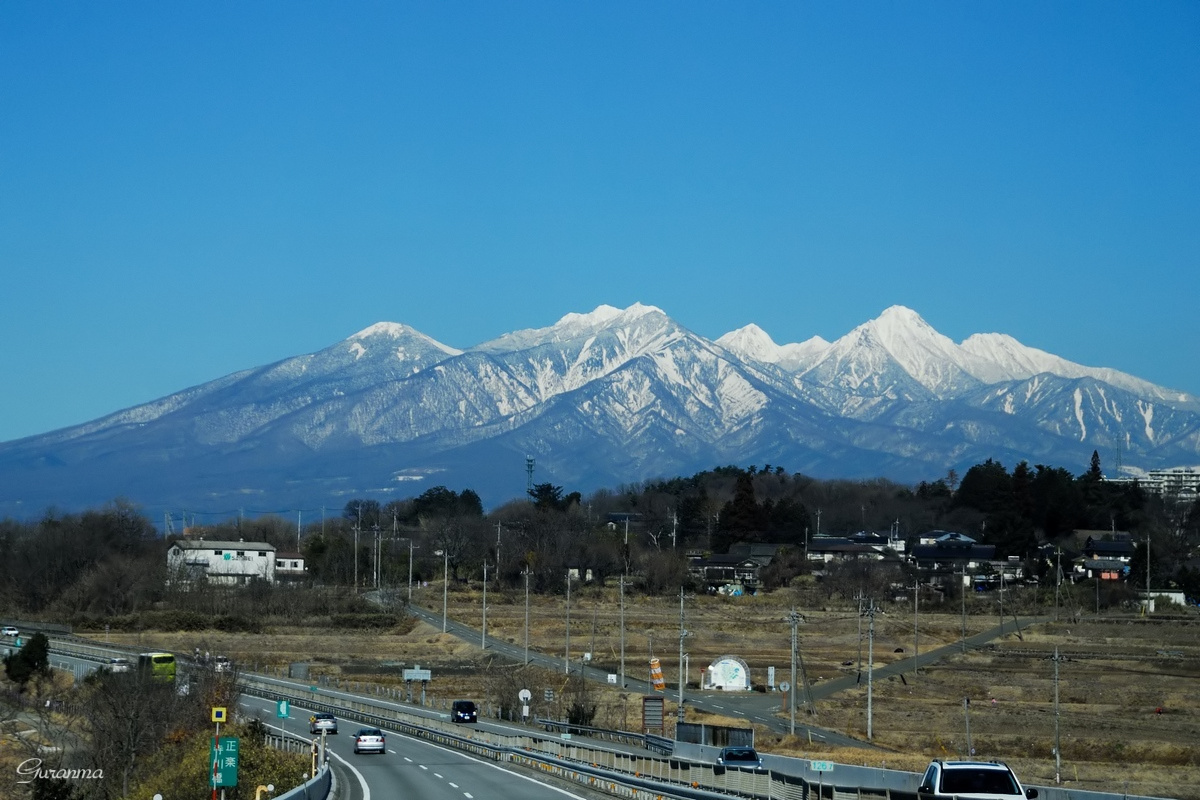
[526, 455, 535, 494]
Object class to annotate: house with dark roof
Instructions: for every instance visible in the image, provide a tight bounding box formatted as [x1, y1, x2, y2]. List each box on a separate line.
[909, 532, 996, 584]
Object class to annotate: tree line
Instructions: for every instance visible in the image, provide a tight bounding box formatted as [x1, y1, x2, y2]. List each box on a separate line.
[2, 453, 1197, 623]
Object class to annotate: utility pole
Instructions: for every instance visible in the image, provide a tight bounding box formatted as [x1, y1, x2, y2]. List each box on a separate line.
[524, 568, 530, 665]
[999, 570, 1005, 637]
[619, 575, 626, 688]
[481, 562, 489, 650]
[564, 570, 572, 674]
[1054, 548, 1061, 622]
[437, 549, 448, 632]
[961, 565, 968, 654]
[495, 523, 502, 580]
[866, 600, 877, 740]
[786, 609, 802, 735]
[913, 579, 920, 677]
[855, 592, 864, 676]
[352, 508, 361, 592]
[372, 523, 380, 589]
[1052, 647, 1064, 784]
[1145, 535, 1152, 615]
[964, 697, 973, 756]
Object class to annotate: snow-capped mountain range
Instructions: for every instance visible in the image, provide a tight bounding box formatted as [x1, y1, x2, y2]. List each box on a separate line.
[1, 304, 1196, 515]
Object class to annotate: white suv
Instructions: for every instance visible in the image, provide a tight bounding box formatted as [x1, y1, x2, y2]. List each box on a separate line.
[918, 760, 1038, 800]
[1, 626, 18, 637]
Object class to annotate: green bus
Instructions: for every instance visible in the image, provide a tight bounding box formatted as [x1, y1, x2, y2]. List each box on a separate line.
[138, 652, 177, 682]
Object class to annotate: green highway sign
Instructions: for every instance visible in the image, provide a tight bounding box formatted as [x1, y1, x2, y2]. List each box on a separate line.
[210, 736, 239, 787]
[811, 760, 834, 772]
[277, 699, 290, 718]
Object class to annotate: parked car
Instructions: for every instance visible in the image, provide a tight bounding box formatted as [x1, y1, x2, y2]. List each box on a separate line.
[108, 657, 131, 673]
[212, 656, 232, 673]
[451, 700, 478, 723]
[309, 713, 338, 735]
[1, 626, 18, 637]
[353, 727, 386, 754]
[918, 760, 1038, 800]
[716, 746, 763, 770]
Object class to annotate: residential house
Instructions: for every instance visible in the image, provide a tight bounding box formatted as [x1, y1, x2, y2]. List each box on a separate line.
[909, 532, 997, 586]
[274, 551, 307, 582]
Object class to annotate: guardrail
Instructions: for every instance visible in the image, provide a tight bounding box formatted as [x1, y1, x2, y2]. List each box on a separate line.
[534, 717, 674, 754]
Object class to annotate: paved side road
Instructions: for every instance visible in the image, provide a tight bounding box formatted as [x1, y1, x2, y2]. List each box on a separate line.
[400, 599, 1048, 749]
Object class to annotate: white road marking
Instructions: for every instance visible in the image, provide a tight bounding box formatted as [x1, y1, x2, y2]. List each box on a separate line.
[404, 756, 412, 762]
[464, 794, 473, 799]
[449, 783, 459, 788]
[434, 773, 443, 778]
[419, 764, 428, 770]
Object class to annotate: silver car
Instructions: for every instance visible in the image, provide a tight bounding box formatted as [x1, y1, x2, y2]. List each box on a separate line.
[309, 713, 338, 735]
[353, 728, 385, 755]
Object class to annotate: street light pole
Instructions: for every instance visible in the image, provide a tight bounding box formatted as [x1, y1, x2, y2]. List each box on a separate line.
[407, 539, 415, 605]
[678, 587, 688, 722]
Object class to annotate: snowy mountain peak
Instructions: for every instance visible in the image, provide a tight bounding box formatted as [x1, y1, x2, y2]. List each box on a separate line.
[347, 322, 462, 355]
[717, 324, 780, 361]
[717, 324, 831, 373]
[553, 304, 624, 328]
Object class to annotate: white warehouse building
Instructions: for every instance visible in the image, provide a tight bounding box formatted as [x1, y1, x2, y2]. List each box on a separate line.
[167, 539, 277, 585]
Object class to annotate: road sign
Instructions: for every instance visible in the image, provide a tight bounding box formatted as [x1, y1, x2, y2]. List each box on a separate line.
[768, 666, 776, 688]
[543, 688, 554, 702]
[607, 673, 618, 684]
[779, 681, 791, 693]
[211, 707, 227, 723]
[277, 700, 289, 719]
[518, 689, 532, 702]
[210, 737, 240, 787]
[811, 760, 834, 772]
[403, 667, 432, 681]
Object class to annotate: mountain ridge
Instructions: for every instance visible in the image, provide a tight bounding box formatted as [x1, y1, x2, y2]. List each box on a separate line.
[0, 304, 1195, 515]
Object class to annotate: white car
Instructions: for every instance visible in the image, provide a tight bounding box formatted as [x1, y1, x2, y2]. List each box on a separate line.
[918, 760, 1038, 800]
[108, 657, 131, 673]
[1, 626, 18, 637]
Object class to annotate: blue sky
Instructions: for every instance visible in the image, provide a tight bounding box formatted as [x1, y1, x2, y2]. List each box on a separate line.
[2, 2, 1197, 443]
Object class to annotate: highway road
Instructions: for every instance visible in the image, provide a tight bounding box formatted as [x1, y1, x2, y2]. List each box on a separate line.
[239, 693, 595, 800]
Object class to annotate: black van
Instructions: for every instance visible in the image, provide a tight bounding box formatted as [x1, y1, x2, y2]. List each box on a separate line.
[451, 700, 478, 723]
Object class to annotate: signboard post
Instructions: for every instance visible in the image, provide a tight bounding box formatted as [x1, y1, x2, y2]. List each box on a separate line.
[519, 689, 532, 722]
[403, 665, 432, 706]
[811, 759, 832, 798]
[210, 736, 239, 790]
[642, 696, 665, 734]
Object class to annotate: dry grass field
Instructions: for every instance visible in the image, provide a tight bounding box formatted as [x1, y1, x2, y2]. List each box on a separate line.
[97, 583, 1200, 799]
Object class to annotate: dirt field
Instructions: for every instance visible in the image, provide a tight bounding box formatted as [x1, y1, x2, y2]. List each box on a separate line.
[97, 583, 1200, 800]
